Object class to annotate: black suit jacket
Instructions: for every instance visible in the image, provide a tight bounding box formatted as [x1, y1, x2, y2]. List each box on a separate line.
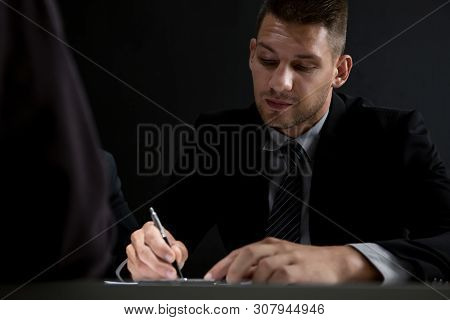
[103, 152, 139, 277]
[155, 92, 450, 282]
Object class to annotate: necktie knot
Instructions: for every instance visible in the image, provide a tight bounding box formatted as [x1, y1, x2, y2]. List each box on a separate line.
[280, 140, 312, 177]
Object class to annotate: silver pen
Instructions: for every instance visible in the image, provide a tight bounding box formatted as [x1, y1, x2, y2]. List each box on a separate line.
[150, 207, 184, 278]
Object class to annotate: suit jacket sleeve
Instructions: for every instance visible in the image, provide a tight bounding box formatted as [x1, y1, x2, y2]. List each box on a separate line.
[376, 110, 450, 282]
[152, 115, 219, 254]
[103, 151, 139, 276]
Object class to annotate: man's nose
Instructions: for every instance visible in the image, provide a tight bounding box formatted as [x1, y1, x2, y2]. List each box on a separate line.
[269, 65, 294, 93]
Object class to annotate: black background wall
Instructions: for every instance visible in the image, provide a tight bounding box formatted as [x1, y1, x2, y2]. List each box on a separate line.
[57, 0, 450, 227]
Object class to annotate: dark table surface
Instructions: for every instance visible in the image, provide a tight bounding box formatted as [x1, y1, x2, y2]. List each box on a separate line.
[1, 281, 449, 300]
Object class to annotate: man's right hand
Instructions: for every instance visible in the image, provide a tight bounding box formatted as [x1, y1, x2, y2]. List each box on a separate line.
[126, 222, 188, 280]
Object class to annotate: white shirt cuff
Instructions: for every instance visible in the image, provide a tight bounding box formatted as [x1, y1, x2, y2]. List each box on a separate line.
[348, 243, 411, 285]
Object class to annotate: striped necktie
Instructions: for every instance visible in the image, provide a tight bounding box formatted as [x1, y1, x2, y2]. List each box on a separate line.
[266, 140, 312, 243]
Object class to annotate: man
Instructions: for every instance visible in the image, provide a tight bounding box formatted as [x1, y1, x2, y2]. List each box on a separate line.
[126, 0, 450, 284]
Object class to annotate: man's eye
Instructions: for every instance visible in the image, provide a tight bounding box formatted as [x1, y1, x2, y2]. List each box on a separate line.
[294, 65, 315, 72]
[259, 58, 278, 67]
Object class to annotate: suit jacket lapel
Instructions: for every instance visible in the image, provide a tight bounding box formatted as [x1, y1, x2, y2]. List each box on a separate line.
[309, 92, 348, 244]
[248, 105, 271, 241]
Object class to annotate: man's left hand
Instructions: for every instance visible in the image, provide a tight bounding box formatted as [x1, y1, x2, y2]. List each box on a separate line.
[204, 237, 382, 284]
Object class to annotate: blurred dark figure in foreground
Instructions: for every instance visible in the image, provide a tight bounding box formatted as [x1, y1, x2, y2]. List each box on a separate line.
[0, 0, 115, 282]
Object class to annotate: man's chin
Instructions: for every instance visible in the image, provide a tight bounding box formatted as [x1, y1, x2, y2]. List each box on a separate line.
[257, 105, 303, 128]
[260, 111, 289, 126]
[262, 112, 297, 128]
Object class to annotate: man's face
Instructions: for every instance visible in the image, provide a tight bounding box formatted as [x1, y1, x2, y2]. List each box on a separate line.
[250, 14, 339, 133]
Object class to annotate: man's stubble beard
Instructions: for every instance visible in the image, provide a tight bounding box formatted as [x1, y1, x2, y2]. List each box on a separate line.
[258, 87, 330, 130]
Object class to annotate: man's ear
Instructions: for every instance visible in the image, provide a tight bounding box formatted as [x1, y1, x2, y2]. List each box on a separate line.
[332, 54, 353, 88]
[249, 38, 257, 71]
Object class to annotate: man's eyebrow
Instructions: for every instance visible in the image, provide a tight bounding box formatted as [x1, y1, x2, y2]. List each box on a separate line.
[257, 42, 277, 53]
[257, 42, 321, 61]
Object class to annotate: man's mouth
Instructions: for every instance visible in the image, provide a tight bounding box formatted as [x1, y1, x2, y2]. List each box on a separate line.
[265, 98, 294, 111]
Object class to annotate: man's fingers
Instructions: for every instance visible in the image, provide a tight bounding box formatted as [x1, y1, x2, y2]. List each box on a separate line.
[252, 253, 296, 283]
[126, 245, 142, 280]
[149, 224, 188, 268]
[226, 244, 275, 283]
[204, 250, 240, 281]
[142, 222, 176, 263]
[130, 228, 156, 267]
[172, 241, 188, 268]
[126, 244, 153, 280]
[127, 222, 192, 281]
[204, 242, 281, 282]
[126, 243, 177, 280]
[162, 229, 188, 266]
[268, 265, 299, 284]
[129, 225, 179, 280]
[127, 244, 164, 280]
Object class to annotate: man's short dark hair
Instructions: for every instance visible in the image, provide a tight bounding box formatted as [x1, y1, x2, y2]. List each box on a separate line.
[256, 0, 348, 56]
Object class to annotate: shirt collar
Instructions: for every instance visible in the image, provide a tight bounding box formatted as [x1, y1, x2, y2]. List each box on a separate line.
[263, 110, 329, 159]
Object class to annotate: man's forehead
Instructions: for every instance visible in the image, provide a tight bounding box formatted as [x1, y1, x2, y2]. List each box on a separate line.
[257, 14, 331, 59]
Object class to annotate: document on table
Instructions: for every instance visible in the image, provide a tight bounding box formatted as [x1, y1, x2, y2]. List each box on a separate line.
[104, 279, 252, 286]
